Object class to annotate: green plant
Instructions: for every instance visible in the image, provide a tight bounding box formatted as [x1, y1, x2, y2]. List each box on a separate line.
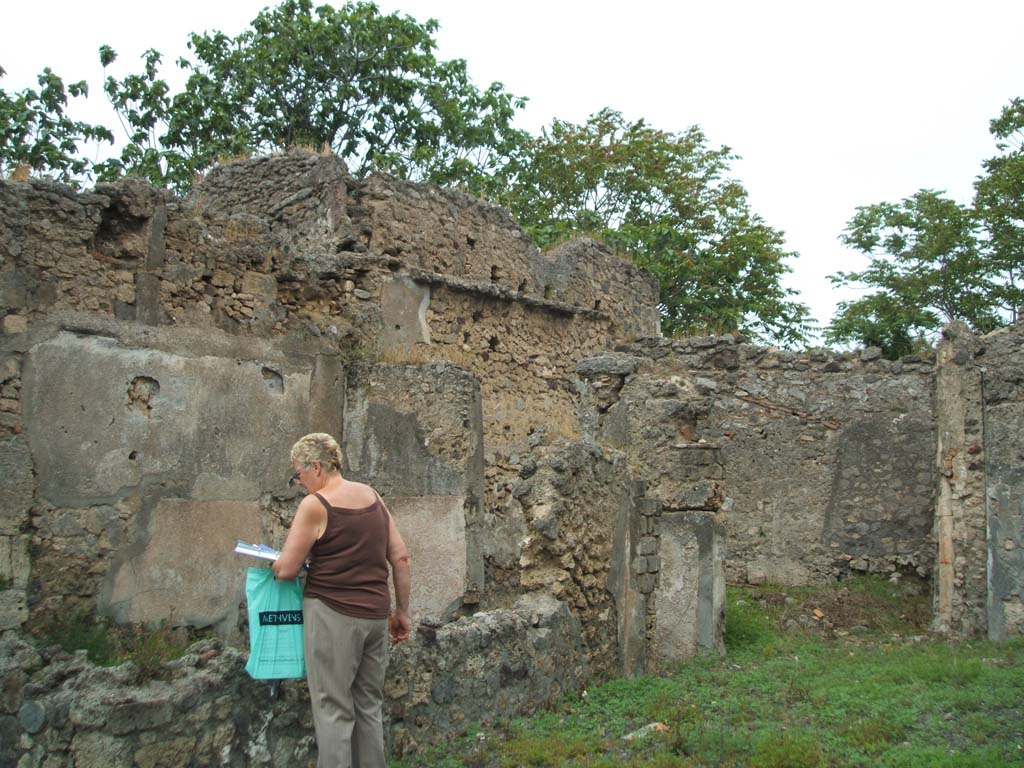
[1, 68, 114, 184]
[750, 730, 826, 768]
[36, 610, 200, 679]
[39, 610, 120, 665]
[116, 620, 193, 679]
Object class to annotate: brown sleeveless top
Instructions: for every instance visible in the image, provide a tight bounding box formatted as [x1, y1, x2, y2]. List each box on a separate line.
[303, 492, 391, 620]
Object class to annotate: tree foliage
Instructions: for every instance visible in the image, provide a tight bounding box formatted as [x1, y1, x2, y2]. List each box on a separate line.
[829, 98, 1024, 357]
[98, 0, 528, 192]
[974, 97, 1024, 323]
[490, 108, 811, 344]
[0, 67, 113, 185]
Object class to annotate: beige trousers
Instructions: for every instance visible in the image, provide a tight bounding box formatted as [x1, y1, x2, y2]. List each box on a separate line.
[303, 597, 388, 768]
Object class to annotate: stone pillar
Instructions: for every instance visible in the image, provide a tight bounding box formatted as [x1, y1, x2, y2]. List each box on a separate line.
[933, 322, 988, 636]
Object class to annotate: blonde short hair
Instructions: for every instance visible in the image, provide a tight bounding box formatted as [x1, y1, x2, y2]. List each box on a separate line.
[290, 433, 343, 472]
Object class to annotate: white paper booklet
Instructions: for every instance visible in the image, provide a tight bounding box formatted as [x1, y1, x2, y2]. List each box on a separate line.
[234, 541, 281, 562]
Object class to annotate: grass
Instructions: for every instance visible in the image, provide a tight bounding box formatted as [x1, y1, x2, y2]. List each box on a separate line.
[36, 610, 201, 680]
[391, 576, 1024, 767]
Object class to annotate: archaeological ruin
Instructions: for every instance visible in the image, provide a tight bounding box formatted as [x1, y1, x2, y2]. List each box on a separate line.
[0, 151, 1021, 766]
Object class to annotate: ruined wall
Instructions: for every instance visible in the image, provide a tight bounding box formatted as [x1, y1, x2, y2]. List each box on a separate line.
[492, 437, 725, 678]
[982, 322, 1024, 639]
[0, 157, 661, 610]
[384, 594, 587, 756]
[502, 439, 650, 679]
[1, 594, 587, 767]
[0, 156, 671, 763]
[3, 316, 342, 636]
[578, 336, 937, 586]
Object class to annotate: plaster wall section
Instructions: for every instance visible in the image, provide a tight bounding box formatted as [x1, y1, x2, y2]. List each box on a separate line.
[341, 361, 486, 615]
[654, 511, 726, 664]
[9, 317, 330, 635]
[578, 336, 936, 586]
[978, 322, 1024, 639]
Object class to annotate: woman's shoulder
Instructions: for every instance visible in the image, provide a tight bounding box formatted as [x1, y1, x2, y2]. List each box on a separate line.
[333, 480, 379, 509]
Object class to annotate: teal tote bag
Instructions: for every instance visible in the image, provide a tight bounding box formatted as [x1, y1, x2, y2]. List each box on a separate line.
[244, 567, 306, 679]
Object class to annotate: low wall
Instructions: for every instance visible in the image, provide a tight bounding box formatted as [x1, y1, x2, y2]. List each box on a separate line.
[0, 594, 587, 766]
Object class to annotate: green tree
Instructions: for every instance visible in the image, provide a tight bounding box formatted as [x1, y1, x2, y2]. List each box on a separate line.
[100, 0, 528, 193]
[827, 190, 1003, 357]
[0, 66, 113, 185]
[490, 108, 811, 344]
[974, 97, 1024, 323]
[94, 47, 188, 190]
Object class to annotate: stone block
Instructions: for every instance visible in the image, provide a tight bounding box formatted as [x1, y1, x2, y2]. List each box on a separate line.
[134, 737, 196, 768]
[663, 480, 724, 511]
[1, 315, 27, 335]
[0, 535, 30, 588]
[72, 731, 132, 768]
[239, 271, 277, 299]
[386, 495, 467, 620]
[210, 269, 234, 288]
[104, 499, 261, 630]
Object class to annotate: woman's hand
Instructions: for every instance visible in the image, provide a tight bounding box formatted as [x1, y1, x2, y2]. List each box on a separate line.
[388, 611, 411, 645]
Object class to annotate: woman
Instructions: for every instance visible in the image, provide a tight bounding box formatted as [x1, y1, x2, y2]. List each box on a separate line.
[273, 432, 411, 768]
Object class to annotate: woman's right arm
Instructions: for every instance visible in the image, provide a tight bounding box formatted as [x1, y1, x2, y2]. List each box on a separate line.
[385, 511, 411, 643]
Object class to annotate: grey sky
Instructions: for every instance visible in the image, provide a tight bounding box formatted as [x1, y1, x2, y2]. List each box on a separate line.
[5, 0, 1022, 338]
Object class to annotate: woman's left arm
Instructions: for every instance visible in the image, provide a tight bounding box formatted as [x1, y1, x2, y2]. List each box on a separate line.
[272, 495, 322, 580]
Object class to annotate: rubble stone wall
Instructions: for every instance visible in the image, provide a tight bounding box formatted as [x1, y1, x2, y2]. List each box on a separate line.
[0, 156, 665, 763]
[578, 336, 937, 586]
[0, 156, 661, 596]
[0, 593, 587, 766]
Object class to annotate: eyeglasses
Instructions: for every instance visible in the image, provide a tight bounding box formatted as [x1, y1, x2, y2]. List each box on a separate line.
[289, 471, 300, 486]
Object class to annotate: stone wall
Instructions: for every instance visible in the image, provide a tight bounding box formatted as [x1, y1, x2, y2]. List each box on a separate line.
[0, 156, 675, 763]
[578, 336, 937, 586]
[495, 437, 725, 677]
[932, 323, 988, 636]
[5, 147, 1022, 766]
[0, 594, 587, 766]
[384, 594, 588, 756]
[981, 322, 1024, 639]
[0, 156, 662, 608]
[5, 316, 340, 637]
